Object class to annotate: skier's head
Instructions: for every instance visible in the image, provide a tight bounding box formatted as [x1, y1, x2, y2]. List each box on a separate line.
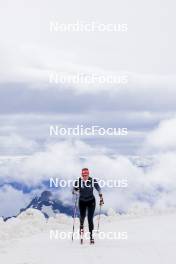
[81, 168, 89, 180]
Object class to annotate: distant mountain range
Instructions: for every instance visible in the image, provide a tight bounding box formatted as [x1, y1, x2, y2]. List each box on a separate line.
[4, 190, 73, 221]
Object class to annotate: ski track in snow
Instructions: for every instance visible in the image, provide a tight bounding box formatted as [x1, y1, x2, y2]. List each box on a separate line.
[0, 210, 176, 264]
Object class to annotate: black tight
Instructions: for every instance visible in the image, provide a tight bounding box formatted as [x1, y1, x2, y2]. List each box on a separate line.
[79, 197, 96, 233]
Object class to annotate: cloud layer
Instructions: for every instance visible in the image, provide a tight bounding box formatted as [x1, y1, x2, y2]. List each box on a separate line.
[1, 117, 176, 217]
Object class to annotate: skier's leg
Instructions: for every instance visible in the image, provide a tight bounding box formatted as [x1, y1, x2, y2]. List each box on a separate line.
[87, 198, 96, 238]
[79, 199, 87, 231]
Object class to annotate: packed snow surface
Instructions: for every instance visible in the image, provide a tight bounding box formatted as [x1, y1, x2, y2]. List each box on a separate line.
[0, 208, 176, 264]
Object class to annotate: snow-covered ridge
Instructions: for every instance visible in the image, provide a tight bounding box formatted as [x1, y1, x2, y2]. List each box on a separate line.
[1, 206, 176, 245]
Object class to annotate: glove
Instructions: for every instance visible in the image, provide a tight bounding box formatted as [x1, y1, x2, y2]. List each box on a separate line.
[72, 189, 79, 195]
[99, 193, 104, 206]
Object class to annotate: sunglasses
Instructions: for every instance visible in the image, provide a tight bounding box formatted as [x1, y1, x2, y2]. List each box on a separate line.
[82, 173, 89, 176]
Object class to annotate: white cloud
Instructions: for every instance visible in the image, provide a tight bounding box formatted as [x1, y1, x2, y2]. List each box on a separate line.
[0, 185, 30, 217]
[0, 136, 176, 214]
[144, 117, 176, 152]
[1, 0, 176, 89]
[0, 134, 39, 155]
[1, 117, 176, 216]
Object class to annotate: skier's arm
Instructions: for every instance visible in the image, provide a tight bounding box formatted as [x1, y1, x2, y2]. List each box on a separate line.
[94, 178, 102, 194]
[94, 179, 104, 205]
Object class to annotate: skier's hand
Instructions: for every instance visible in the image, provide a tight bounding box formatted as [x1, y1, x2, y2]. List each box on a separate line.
[99, 193, 104, 206]
[72, 189, 79, 195]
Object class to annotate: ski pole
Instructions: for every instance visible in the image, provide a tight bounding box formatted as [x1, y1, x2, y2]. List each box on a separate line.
[96, 204, 102, 233]
[71, 193, 78, 242]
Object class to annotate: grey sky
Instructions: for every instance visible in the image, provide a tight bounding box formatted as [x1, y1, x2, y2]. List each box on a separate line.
[0, 0, 176, 155]
[1, 0, 176, 74]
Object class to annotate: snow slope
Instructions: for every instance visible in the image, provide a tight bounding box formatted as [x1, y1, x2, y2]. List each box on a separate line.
[0, 209, 175, 264]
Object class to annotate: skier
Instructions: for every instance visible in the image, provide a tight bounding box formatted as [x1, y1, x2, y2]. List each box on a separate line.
[72, 168, 104, 244]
